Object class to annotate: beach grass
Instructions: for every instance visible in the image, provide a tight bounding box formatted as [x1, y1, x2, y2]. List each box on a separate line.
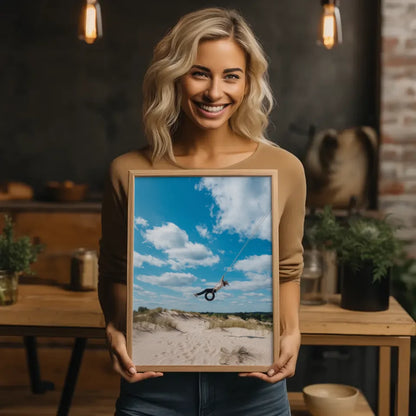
[133, 308, 178, 331]
[207, 316, 272, 331]
[133, 307, 272, 332]
[219, 346, 256, 365]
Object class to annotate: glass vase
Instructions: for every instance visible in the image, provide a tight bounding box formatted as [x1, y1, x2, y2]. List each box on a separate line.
[0, 270, 19, 306]
[301, 249, 326, 305]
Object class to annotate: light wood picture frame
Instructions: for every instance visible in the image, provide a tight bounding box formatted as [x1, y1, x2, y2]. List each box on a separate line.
[127, 169, 279, 372]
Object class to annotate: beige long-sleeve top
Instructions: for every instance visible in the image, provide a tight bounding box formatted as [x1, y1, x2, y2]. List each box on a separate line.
[99, 142, 306, 285]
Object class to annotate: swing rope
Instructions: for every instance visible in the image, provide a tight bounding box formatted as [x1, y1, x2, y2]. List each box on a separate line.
[222, 210, 271, 278]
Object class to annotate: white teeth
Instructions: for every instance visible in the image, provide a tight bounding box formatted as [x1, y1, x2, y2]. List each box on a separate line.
[198, 104, 226, 113]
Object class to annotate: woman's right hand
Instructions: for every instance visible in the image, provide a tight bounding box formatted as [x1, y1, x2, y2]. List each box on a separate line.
[106, 322, 164, 383]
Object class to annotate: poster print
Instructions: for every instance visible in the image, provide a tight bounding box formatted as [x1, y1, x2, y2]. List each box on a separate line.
[127, 169, 279, 372]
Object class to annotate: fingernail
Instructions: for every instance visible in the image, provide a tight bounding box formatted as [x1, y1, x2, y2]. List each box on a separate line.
[128, 366, 136, 375]
[267, 369, 275, 377]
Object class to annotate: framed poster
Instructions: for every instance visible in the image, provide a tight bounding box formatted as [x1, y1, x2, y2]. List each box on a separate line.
[127, 169, 279, 372]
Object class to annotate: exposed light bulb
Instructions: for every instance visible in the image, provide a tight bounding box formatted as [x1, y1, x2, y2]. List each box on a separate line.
[319, 0, 342, 50]
[79, 0, 103, 44]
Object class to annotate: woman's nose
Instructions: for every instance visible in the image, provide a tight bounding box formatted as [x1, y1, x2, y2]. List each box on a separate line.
[204, 78, 222, 102]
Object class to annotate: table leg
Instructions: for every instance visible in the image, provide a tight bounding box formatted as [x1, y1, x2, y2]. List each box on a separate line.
[396, 337, 411, 416]
[57, 337, 87, 416]
[378, 346, 391, 416]
[23, 336, 55, 394]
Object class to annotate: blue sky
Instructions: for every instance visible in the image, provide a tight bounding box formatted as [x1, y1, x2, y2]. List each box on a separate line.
[132, 175, 273, 313]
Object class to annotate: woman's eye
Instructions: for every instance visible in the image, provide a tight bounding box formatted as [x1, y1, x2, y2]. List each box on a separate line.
[191, 71, 208, 78]
[225, 73, 240, 80]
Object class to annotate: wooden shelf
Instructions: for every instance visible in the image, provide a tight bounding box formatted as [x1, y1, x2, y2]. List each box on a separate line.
[0, 200, 101, 212]
[289, 391, 375, 416]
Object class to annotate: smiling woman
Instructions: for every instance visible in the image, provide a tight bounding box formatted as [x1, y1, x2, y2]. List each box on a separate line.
[98, 7, 306, 416]
[142, 8, 274, 165]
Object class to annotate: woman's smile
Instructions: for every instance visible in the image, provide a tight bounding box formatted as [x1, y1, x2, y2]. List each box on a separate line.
[193, 102, 230, 117]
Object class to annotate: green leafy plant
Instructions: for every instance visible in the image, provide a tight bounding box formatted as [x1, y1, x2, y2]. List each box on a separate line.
[0, 215, 43, 274]
[306, 206, 404, 281]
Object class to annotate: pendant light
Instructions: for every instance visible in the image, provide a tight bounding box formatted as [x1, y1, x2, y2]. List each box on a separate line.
[319, 0, 342, 49]
[79, 0, 103, 44]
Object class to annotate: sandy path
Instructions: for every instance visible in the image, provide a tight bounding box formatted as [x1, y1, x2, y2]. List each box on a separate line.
[132, 314, 273, 366]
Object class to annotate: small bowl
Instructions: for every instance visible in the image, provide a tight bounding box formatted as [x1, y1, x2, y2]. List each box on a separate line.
[303, 383, 359, 416]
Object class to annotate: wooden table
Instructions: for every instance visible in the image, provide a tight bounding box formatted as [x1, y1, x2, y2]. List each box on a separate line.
[300, 295, 416, 416]
[0, 285, 415, 416]
[0, 284, 105, 416]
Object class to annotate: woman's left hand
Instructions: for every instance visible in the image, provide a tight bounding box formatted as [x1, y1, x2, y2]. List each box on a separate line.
[239, 330, 301, 383]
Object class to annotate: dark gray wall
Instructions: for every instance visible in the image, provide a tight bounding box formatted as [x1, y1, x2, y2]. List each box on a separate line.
[0, 0, 379, 196]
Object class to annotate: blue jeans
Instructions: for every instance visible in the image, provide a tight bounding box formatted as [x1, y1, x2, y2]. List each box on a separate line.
[115, 373, 291, 416]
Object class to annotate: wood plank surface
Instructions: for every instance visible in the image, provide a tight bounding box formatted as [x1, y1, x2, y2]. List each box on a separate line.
[0, 285, 105, 330]
[300, 295, 416, 336]
[0, 201, 101, 212]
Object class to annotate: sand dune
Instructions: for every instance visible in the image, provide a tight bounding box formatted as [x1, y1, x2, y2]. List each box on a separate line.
[132, 310, 273, 367]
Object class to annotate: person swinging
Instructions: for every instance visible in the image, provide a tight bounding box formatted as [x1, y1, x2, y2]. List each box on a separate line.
[194, 275, 230, 301]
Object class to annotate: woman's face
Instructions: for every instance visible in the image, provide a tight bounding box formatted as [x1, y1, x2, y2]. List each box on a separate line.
[179, 38, 247, 133]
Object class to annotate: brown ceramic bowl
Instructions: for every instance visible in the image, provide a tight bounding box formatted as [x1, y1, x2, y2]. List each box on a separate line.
[303, 383, 359, 416]
[46, 181, 88, 202]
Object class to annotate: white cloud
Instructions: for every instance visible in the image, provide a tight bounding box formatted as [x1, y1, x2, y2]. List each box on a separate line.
[142, 222, 219, 269]
[196, 177, 272, 241]
[134, 216, 148, 228]
[229, 272, 271, 292]
[166, 242, 219, 269]
[230, 279, 271, 291]
[134, 251, 166, 268]
[177, 285, 203, 296]
[136, 271, 197, 287]
[196, 225, 210, 239]
[133, 285, 158, 298]
[159, 293, 186, 301]
[143, 222, 188, 250]
[234, 254, 272, 274]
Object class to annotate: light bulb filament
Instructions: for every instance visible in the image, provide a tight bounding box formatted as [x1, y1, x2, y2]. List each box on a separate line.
[322, 6, 336, 49]
[319, 1, 342, 50]
[85, 4, 97, 43]
[79, 0, 103, 44]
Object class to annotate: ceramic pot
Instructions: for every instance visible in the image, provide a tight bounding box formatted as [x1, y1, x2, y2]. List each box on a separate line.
[0, 270, 19, 306]
[340, 263, 390, 311]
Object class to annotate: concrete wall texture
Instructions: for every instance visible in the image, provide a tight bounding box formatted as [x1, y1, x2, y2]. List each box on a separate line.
[380, 0, 416, 256]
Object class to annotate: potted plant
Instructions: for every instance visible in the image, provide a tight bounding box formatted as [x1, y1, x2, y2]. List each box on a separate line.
[306, 206, 403, 311]
[0, 215, 43, 305]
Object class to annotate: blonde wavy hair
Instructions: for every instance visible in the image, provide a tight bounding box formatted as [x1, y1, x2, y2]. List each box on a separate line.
[143, 8, 274, 162]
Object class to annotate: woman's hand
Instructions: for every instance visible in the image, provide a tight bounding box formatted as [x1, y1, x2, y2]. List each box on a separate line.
[239, 330, 301, 383]
[106, 322, 164, 383]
